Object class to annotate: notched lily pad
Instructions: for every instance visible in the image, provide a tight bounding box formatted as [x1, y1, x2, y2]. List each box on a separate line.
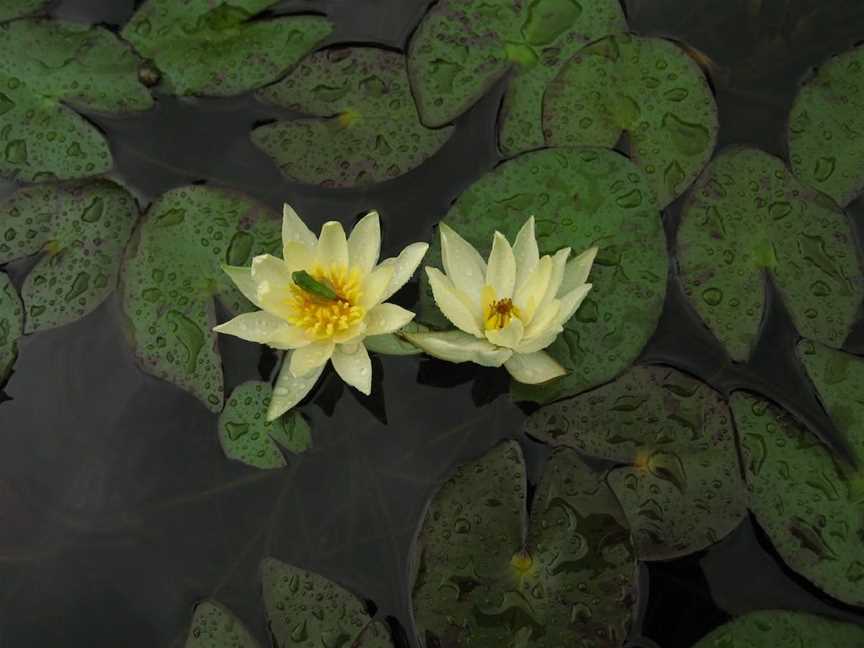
[0, 19, 152, 181]
[419, 147, 666, 403]
[0, 180, 138, 332]
[692, 610, 864, 648]
[0, 272, 22, 383]
[0, 0, 50, 22]
[788, 44, 864, 207]
[122, 0, 332, 97]
[677, 147, 863, 362]
[184, 600, 259, 648]
[407, 0, 626, 155]
[411, 441, 637, 647]
[731, 382, 864, 607]
[526, 366, 748, 560]
[121, 186, 280, 412]
[219, 381, 311, 469]
[253, 47, 453, 188]
[543, 34, 719, 207]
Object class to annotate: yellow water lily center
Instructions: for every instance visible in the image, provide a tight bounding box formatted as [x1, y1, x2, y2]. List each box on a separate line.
[405, 217, 597, 384]
[214, 205, 428, 420]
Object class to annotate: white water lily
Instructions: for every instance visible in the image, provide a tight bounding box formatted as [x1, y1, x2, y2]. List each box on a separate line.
[406, 217, 596, 384]
[214, 205, 428, 420]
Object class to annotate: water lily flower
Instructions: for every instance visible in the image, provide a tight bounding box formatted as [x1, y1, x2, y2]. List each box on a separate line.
[214, 205, 428, 420]
[405, 217, 596, 384]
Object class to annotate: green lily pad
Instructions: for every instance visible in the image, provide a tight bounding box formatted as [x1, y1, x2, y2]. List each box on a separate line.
[788, 45, 864, 207]
[543, 34, 719, 207]
[261, 557, 394, 648]
[219, 381, 311, 469]
[253, 47, 453, 188]
[731, 381, 864, 607]
[0, 0, 49, 22]
[0, 19, 152, 182]
[184, 600, 260, 648]
[407, 0, 626, 155]
[0, 180, 138, 332]
[419, 147, 666, 403]
[121, 186, 281, 413]
[692, 610, 864, 648]
[364, 323, 430, 356]
[0, 272, 22, 383]
[677, 147, 863, 362]
[526, 366, 748, 560]
[411, 441, 637, 647]
[122, 1, 332, 97]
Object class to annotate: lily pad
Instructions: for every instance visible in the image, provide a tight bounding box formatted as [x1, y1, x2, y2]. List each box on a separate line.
[0, 19, 152, 181]
[407, 0, 626, 155]
[0, 0, 49, 22]
[731, 382, 864, 607]
[526, 366, 748, 560]
[543, 34, 719, 207]
[0, 180, 138, 332]
[261, 557, 394, 648]
[411, 441, 637, 647]
[677, 147, 863, 362]
[122, 1, 332, 97]
[253, 47, 453, 188]
[218, 381, 311, 469]
[121, 186, 281, 412]
[419, 147, 666, 403]
[0, 272, 22, 383]
[692, 610, 864, 648]
[185, 600, 259, 648]
[364, 323, 430, 356]
[788, 45, 864, 207]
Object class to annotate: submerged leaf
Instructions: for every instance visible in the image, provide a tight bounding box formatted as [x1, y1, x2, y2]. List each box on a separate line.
[692, 610, 864, 647]
[184, 600, 260, 648]
[0, 272, 22, 383]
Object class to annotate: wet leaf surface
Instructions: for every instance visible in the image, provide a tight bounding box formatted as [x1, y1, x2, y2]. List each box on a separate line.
[691, 610, 864, 647]
[121, 186, 281, 412]
[411, 441, 637, 647]
[407, 0, 626, 155]
[0, 180, 138, 332]
[185, 600, 260, 648]
[526, 366, 748, 560]
[0, 0, 49, 22]
[543, 34, 719, 207]
[677, 147, 863, 362]
[122, 0, 332, 97]
[0, 19, 152, 181]
[0, 271, 21, 383]
[253, 47, 453, 188]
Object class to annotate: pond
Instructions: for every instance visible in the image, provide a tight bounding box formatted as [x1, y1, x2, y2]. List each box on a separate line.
[1, 0, 864, 647]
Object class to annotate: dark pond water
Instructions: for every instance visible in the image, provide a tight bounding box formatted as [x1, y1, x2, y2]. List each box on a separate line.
[2, 0, 864, 646]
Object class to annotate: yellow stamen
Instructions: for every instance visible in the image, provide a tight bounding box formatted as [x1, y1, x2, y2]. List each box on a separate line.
[286, 264, 365, 340]
[510, 549, 534, 575]
[484, 297, 520, 331]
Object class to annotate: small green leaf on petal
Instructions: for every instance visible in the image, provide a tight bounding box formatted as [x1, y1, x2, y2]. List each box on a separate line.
[292, 270, 339, 301]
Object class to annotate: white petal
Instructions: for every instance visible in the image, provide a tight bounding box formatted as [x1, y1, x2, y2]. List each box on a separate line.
[267, 356, 323, 420]
[558, 283, 593, 324]
[426, 267, 482, 337]
[332, 342, 372, 395]
[516, 328, 561, 354]
[222, 265, 261, 308]
[560, 246, 598, 295]
[485, 317, 524, 350]
[378, 242, 429, 302]
[486, 231, 517, 299]
[348, 211, 381, 276]
[334, 321, 367, 344]
[315, 221, 349, 268]
[282, 241, 313, 273]
[514, 255, 552, 324]
[282, 203, 317, 250]
[504, 351, 567, 384]
[213, 311, 309, 348]
[360, 263, 396, 309]
[540, 247, 570, 309]
[524, 298, 561, 339]
[289, 339, 335, 377]
[513, 216, 539, 291]
[365, 303, 415, 336]
[440, 223, 486, 302]
[250, 254, 293, 316]
[403, 330, 512, 367]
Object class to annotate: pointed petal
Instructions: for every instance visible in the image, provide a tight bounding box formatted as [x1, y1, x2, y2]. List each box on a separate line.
[426, 267, 482, 336]
[486, 231, 517, 299]
[267, 357, 323, 420]
[360, 263, 396, 309]
[505, 351, 567, 384]
[222, 265, 261, 308]
[348, 211, 381, 276]
[250, 254, 293, 316]
[559, 283, 593, 324]
[403, 330, 512, 367]
[365, 303, 415, 336]
[514, 255, 553, 324]
[378, 242, 429, 302]
[332, 342, 372, 395]
[540, 247, 570, 308]
[315, 221, 349, 268]
[560, 246, 598, 295]
[516, 327, 561, 354]
[525, 299, 561, 339]
[485, 317, 524, 350]
[513, 216, 540, 291]
[440, 223, 486, 302]
[289, 339, 335, 377]
[282, 241, 313, 273]
[282, 203, 317, 250]
[213, 311, 309, 348]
